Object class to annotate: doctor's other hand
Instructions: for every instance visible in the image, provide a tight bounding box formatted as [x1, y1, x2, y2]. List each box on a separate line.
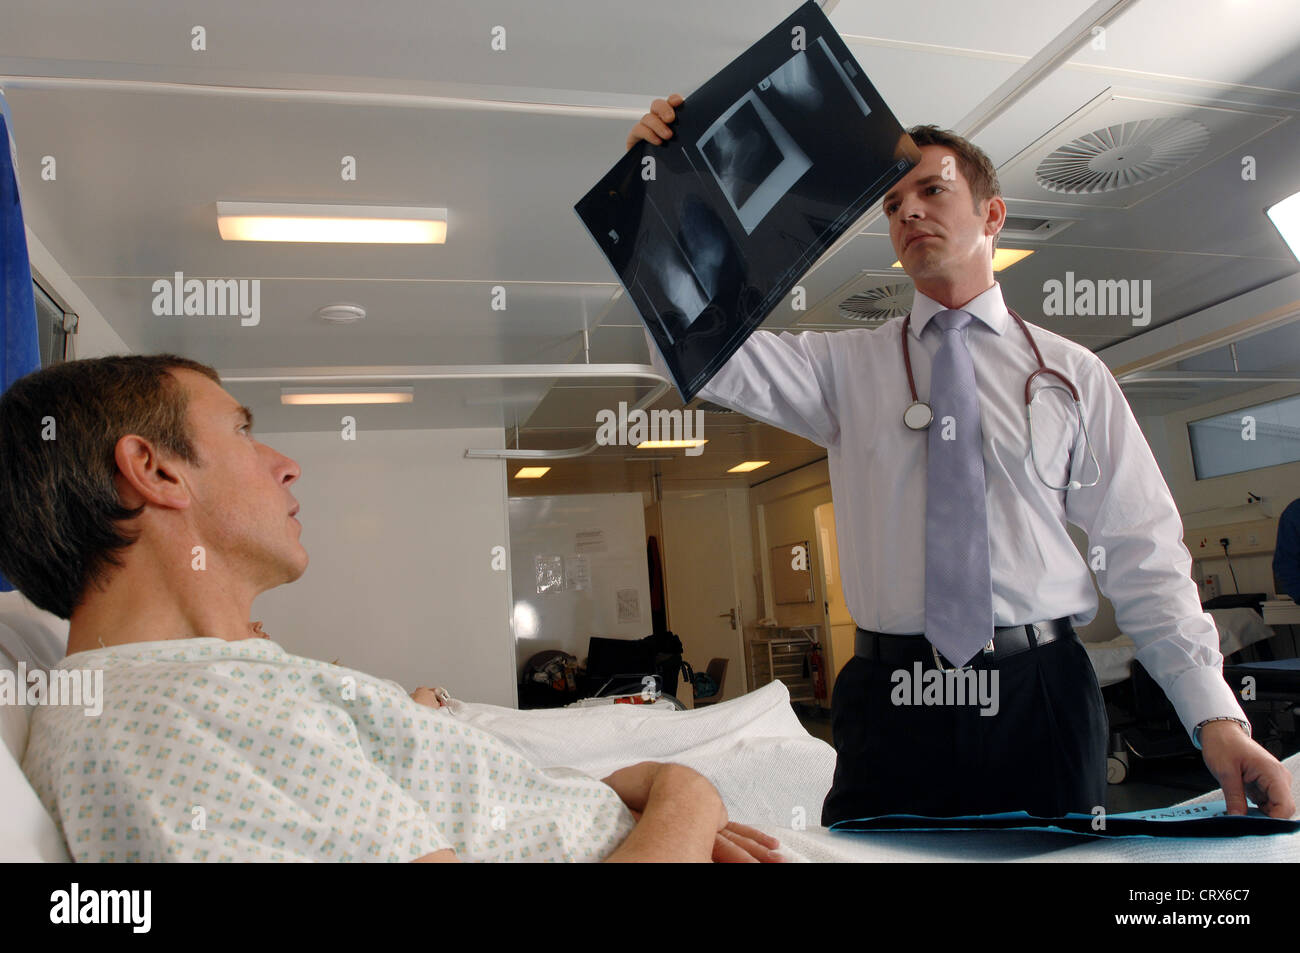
[626, 93, 684, 151]
[1199, 721, 1295, 818]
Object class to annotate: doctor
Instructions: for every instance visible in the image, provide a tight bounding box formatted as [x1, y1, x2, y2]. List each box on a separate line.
[627, 94, 1294, 822]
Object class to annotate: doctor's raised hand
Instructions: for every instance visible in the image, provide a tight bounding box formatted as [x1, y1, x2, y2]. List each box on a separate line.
[1199, 721, 1296, 818]
[626, 93, 684, 151]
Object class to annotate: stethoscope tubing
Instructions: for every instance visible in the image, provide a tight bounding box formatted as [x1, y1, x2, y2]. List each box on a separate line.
[900, 307, 1101, 490]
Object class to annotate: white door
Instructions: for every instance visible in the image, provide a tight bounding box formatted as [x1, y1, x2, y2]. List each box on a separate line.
[660, 490, 746, 705]
[814, 502, 856, 693]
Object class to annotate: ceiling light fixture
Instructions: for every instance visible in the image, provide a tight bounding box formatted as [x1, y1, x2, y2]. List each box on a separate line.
[728, 461, 770, 472]
[514, 467, 551, 479]
[891, 248, 1033, 272]
[1266, 190, 1300, 261]
[636, 439, 708, 450]
[218, 202, 447, 243]
[281, 387, 414, 405]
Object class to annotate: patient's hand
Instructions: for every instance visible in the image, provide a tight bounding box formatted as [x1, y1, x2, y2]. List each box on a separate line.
[711, 822, 784, 863]
[606, 763, 785, 862]
[621, 811, 784, 863]
[410, 687, 445, 709]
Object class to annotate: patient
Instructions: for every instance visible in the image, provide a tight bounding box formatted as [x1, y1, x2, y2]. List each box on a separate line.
[0, 355, 782, 863]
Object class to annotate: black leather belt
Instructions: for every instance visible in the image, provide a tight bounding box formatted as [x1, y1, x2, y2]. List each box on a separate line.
[854, 618, 1074, 669]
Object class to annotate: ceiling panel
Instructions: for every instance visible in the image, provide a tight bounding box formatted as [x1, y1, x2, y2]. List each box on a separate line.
[2, 0, 1298, 485]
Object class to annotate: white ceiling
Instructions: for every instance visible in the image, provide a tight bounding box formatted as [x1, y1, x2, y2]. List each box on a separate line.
[3, 0, 1299, 488]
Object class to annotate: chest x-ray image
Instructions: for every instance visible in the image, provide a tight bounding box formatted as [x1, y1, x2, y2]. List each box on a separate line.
[575, 0, 920, 401]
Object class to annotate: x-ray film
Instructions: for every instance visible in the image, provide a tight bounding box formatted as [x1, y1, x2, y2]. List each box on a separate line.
[829, 800, 1300, 838]
[575, 1, 921, 401]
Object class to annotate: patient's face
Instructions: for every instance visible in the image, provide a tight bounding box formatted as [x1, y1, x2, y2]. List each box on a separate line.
[171, 369, 308, 588]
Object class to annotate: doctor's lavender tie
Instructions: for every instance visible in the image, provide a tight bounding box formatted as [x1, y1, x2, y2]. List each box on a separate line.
[925, 309, 994, 667]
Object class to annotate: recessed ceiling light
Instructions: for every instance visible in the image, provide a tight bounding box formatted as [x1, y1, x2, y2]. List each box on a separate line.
[891, 248, 1033, 272]
[728, 461, 770, 472]
[217, 202, 446, 243]
[635, 440, 708, 450]
[1266, 190, 1300, 261]
[281, 387, 413, 405]
[514, 467, 551, 479]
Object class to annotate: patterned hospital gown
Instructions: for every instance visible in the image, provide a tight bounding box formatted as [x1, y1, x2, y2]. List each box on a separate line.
[22, 637, 636, 862]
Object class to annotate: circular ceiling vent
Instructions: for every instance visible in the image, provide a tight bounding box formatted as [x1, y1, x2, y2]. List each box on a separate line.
[1035, 117, 1210, 194]
[839, 282, 912, 323]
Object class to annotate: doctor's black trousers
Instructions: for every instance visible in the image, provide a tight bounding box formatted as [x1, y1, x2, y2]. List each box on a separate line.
[820, 625, 1109, 826]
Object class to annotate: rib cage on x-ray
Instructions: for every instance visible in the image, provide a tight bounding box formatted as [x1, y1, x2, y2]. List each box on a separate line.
[698, 36, 872, 236]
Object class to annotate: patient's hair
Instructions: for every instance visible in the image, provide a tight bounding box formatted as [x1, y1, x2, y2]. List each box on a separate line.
[0, 355, 221, 619]
[905, 124, 1002, 251]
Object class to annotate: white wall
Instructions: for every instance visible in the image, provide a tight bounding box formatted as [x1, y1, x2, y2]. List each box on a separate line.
[249, 427, 518, 707]
[508, 492, 651, 678]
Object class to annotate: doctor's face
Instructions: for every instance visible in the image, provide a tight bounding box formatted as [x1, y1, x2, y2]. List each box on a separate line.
[884, 145, 1004, 285]
[168, 369, 308, 589]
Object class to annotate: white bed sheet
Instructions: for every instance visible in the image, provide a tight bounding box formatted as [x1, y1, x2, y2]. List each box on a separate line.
[446, 679, 837, 830]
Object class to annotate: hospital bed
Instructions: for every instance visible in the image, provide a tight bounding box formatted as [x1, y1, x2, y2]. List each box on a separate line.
[1083, 607, 1293, 782]
[3, 592, 1298, 863]
[1083, 608, 1280, 690]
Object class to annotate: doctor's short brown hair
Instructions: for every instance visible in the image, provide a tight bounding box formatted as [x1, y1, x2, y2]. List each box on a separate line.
[906, 124, 1002, 208]
[0, 355, 221, 619]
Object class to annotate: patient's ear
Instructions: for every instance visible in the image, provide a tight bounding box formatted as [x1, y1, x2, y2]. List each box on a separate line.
[113, 434, 192, 511]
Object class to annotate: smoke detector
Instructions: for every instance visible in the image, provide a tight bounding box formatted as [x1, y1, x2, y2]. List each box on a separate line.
[1035, 118, 1210, 195]
[315, 303, 367, 324]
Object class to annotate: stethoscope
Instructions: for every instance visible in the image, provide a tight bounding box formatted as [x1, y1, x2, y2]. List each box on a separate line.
[900, 307, 1102, 492]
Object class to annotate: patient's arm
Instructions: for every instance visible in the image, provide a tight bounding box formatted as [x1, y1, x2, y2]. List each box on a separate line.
[412, 849, 459, 863]
[409, 764, 721, 863]
[602, 762, 726, 862]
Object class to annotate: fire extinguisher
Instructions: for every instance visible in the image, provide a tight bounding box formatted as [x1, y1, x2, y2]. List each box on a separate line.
[808, 642, 827, 701]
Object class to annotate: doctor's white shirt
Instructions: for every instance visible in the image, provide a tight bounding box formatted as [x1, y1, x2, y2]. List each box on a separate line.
[646, 281, 1247, 744]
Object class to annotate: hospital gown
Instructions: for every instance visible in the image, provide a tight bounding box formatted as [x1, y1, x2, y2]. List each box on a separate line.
[22, 637, 636, 862]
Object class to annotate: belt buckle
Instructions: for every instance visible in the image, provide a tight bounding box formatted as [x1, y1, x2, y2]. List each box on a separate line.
[931, 638, 994, 671]
[931, 645, 971, 672]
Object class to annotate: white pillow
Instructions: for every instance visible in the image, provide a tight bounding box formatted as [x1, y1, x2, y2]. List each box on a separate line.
[0, 589, 68, 661]
[0, 596, 72, 862]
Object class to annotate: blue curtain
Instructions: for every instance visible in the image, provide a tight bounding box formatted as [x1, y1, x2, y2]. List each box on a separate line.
[0, 91, 41, 592]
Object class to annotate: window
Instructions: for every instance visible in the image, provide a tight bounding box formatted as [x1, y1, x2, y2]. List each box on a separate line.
[1187, 393, 1300, 479]
[33, 279, 70, 366]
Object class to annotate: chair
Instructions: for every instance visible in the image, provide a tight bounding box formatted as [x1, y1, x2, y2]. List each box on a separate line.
[693, 657, 729, 707]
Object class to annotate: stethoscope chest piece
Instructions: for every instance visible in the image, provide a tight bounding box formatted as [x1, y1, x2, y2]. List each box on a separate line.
[903, 400, 933, 431]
